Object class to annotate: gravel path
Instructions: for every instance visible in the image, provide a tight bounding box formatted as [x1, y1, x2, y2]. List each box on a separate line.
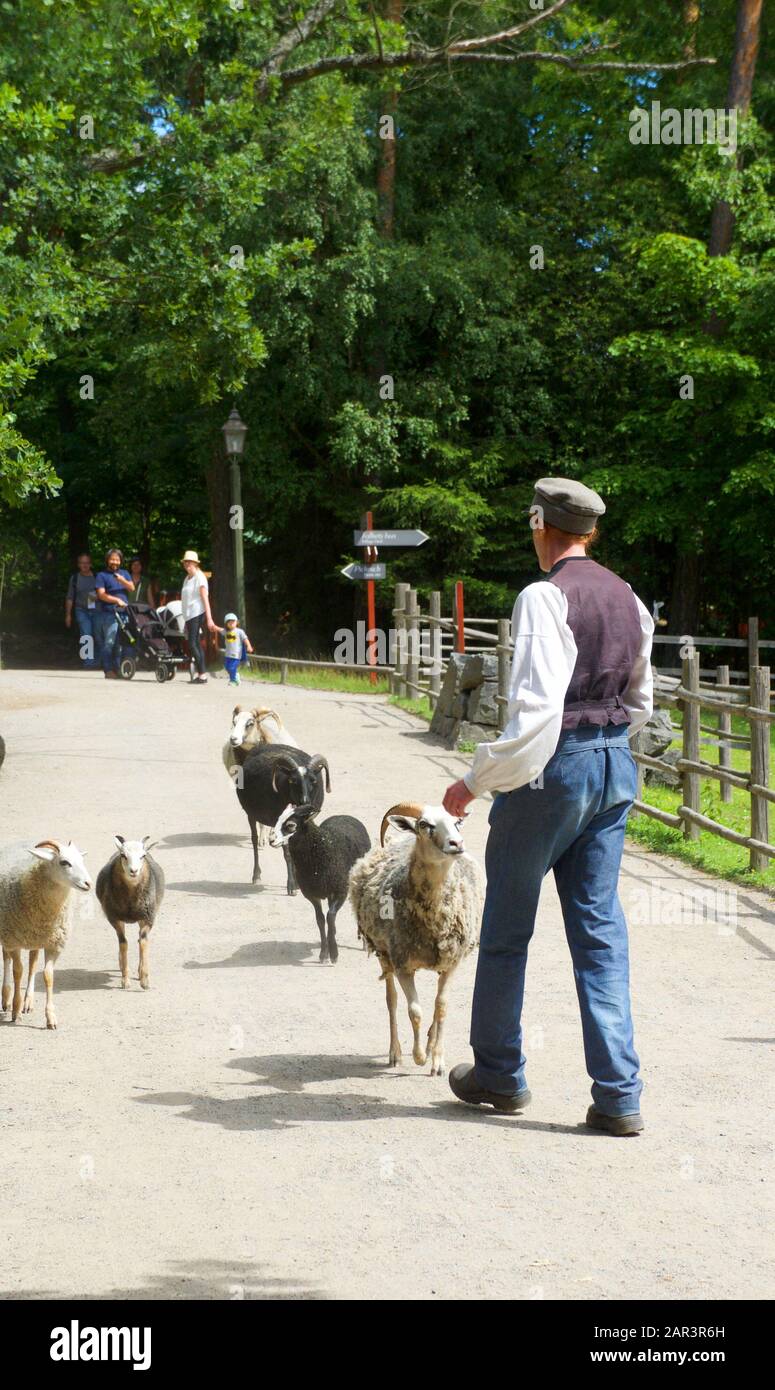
[1, 668, 773, 1301]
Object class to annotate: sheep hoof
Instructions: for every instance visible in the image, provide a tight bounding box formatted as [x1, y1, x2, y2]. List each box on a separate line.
[413, 1049, 427, 1067]
[287, 887, 298, 897]
[139, 978, 150, 990]
[430, 1061, 445, 1077]
[22, 997, 34, 1014]
[46, 1018, 57, 1030]
[121, 978, 130, 990]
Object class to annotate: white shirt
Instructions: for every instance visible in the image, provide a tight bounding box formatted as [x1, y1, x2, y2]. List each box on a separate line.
[463, 581, 654, 798]
[180, 570, 208, 622]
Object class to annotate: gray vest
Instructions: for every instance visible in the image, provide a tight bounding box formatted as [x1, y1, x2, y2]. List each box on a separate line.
[545, 558, 642, 729]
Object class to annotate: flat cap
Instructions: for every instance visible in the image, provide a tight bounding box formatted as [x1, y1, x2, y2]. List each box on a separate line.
[529, 477, 606, 535]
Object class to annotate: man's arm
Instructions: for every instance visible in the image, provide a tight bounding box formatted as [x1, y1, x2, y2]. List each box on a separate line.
[622, 594, 655, 738]
[460, 583, 576, 799]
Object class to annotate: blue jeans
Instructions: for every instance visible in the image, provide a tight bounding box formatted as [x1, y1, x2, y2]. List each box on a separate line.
[470, 723, 642, 1116]
[94, 609, 121, 672]
[74, 607, 99, 668]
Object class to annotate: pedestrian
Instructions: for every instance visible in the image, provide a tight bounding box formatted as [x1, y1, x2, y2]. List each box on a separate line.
[128, 556, 158, 609]
[64, 552, 100, 669]
[214, 612, 254, 686]
[93, 548, 135, 679]
[443, 478, 654, 1136]
[180, 550, 216, 684]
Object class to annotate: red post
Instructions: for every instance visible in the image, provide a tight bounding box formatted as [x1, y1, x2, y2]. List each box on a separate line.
[455, 580, 465, 654]
[365, 509, 377, 686]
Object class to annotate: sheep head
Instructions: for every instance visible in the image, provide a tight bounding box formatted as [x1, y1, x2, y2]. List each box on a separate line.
[113, 835, 154, 880]
[380, 803, 467, 857]
[268, 802, 315, 849]
[230, 706, 283, 748]
[30, 840, 92, 893]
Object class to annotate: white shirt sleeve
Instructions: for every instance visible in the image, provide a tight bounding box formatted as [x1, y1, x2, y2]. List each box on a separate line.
[622, 593, 655, 738]
[463, 583, 576, 797]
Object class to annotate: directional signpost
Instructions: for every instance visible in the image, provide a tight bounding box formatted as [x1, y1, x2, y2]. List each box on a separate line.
[341, 562, 387, 581]
[353, 529, 429, 548]
[342, 515, 430, 686]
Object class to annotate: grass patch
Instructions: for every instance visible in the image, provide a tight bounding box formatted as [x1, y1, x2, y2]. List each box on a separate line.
[390, 693, 433, 722]
[243, 661, 390, 695]
[629, 709, 774, 892]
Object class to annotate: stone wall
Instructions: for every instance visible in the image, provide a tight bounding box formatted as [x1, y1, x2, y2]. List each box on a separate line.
[429, 652, 501, 749]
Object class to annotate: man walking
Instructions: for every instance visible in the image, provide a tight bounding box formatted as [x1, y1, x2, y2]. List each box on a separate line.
[94, 548, 134, 679]
[443, 479, 654, 1136]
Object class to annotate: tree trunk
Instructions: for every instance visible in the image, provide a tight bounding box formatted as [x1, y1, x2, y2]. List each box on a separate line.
[205, 442, 235, 619]
[65, 492, 91, 567]
[669, 551, 702, 636]
[708, 0, 763, 258]
[375, 1, 402, 240]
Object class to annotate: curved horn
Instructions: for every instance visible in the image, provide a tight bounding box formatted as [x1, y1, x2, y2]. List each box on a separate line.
[307, 754, 331, 793]
[271, 752, 302, 792]
[255, 708, 282, 726]
[33, 839, 61, 854]
[379, 801, 424, 847]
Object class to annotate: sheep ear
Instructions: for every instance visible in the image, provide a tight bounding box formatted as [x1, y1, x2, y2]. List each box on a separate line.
[30, 844, 57, 862]
[387, 814, 418, 836]
[232, 705, 242, 718]
[114, 835, 125, 850]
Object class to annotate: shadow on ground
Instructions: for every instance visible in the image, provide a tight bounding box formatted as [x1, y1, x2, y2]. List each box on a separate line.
[2, 1259, 325, 1300]
[184, 941, 316, 969]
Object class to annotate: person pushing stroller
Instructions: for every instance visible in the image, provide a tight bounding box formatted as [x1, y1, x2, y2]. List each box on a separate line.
[215, 613, 254, 686]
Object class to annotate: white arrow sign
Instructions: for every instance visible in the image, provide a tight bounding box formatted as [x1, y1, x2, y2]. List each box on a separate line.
[353, 529, 429, 547]
[341, 563, 386, 581]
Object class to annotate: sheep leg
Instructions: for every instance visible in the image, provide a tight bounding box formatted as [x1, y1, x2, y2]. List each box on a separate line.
[43, 950, 57, 1030]
[325, 898, 342, 965]
[385, 971, 402, 1067]
[283, 845, 297, 896]
[138, 924, 151, 990]
[258, 823, 268, 849]
[113, 922, 129, 988]
[312, 900, 328, 962]
[10, 951, 24, 1022]
[397, 970, 425, 1066]
[249, 816, 261, 884]
[22, 949, 40, 1014]
[2, 948, 11, 1012]
[427, 967, 456, 1077]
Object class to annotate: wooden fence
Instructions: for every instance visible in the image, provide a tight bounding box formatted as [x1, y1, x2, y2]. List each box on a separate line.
[245, 584, 774, 868]
[389, 586, 774, 870]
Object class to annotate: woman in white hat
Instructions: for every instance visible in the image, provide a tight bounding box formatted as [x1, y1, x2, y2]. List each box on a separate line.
[180, 551, 216, 684]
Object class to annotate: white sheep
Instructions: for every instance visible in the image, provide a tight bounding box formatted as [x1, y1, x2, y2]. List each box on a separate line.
[0, 840, 91, 1028]
[222, 705, 300, 782]
[349, 802, 483, 1076]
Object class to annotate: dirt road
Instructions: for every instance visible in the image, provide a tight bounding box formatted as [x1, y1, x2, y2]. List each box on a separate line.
[1, 668, 773, 1300]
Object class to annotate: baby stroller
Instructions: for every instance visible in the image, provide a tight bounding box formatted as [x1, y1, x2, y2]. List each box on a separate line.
[116, 604, 186, 683]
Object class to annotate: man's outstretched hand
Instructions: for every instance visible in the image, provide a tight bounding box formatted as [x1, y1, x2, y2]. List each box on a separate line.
[443, 779, 475, 818]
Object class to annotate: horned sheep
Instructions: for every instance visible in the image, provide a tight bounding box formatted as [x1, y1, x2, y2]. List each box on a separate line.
[348, 802, 483, 1076]
[0, 839, 92, 1029]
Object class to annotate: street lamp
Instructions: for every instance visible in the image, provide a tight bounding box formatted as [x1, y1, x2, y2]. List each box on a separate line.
[222, 408, 248, 623]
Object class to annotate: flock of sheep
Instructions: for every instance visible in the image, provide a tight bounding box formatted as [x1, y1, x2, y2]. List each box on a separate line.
[0, 704, 483, 1076]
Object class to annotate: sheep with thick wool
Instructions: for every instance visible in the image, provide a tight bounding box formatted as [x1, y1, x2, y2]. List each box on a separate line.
[349, 802, 483, 1076]
[0, 839, 91, 1028]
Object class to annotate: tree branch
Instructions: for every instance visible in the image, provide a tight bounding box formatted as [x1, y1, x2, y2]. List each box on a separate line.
[271, 46, 716, 91]
[259, 0, 340, 79]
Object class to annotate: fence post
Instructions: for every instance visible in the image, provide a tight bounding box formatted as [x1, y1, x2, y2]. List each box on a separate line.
[280, 660, 288, 685]
[682, 650, 701, 840]
[453, 580, 465, 654]
[717, 663, 732, 804]
[406, 588, 419, 699]
[393, 582, 408, 697]
[497, 618, 510, 733]
[429, 591, 442, 705]
[748, 617, 759, 683]
[750, 665, 770, 873]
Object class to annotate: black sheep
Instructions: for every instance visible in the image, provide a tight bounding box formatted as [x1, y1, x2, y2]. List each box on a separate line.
[236, 744, 329, 891]
[269, 804, 371, 962]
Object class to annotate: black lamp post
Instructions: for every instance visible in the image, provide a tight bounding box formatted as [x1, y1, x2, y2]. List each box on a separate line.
[222, 408, 248, 621]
